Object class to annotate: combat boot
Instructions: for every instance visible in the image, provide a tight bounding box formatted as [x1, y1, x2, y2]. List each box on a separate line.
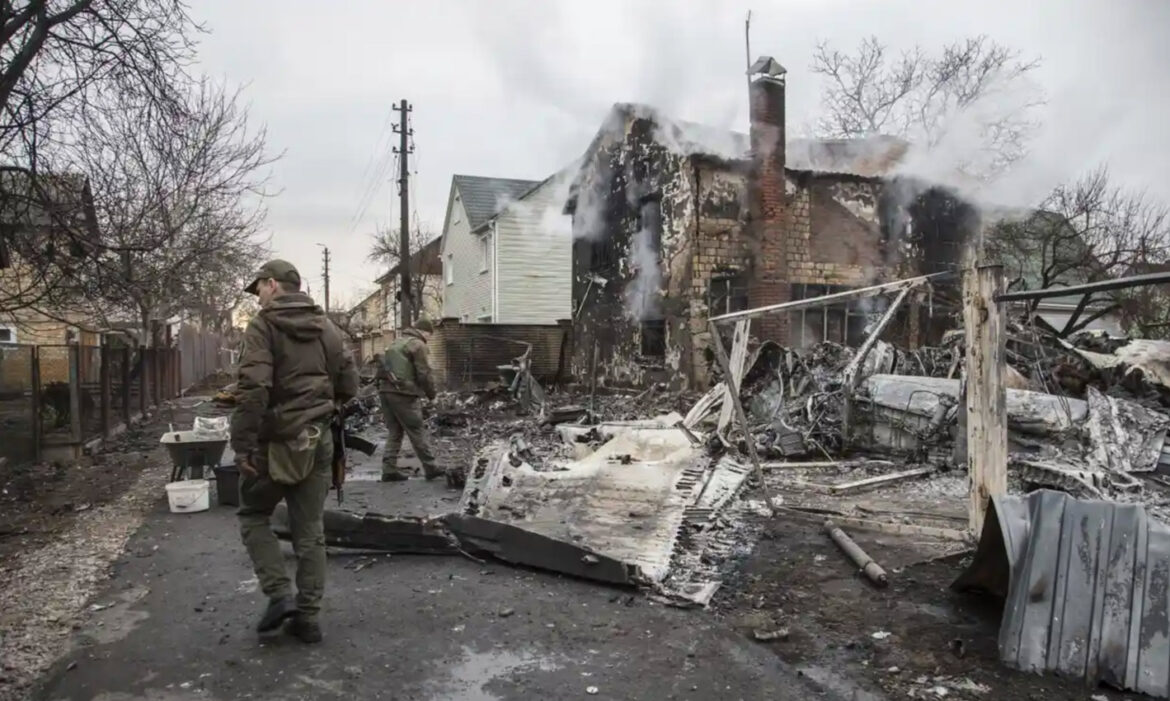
[256, 595, 296, 633]
[380, 470, 408, 482]
[286, 615, 323, 644]
[423, 465, 446, 481]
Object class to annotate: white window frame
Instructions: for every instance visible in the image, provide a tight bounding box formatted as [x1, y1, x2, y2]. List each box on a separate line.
[445, 253, 454, 286]
[479, 232, 491, 274]
[0, 325, 15, 344]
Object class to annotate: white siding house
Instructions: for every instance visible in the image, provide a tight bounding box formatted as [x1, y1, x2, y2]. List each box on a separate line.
[440, 173, 572, 324]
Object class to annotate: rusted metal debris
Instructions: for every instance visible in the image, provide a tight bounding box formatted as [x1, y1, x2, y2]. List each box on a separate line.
[824, 518, 889, 588]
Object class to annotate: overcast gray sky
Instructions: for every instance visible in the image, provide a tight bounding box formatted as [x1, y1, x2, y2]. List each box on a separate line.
[192, 0, 1170, 305]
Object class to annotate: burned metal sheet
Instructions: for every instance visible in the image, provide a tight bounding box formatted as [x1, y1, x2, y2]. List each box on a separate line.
[443, 514, 638, 585]
[954, 490, 1170, 698]
[461, 415, 701, 582]
[1085, 387, 1170, 473]
[272, 504, 460, 555]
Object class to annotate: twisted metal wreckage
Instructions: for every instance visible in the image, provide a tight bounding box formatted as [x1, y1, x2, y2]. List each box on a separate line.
[292, 269, 1170, 697]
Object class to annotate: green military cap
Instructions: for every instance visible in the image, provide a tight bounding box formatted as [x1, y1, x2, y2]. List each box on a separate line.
[245, 259, 301, 294]
[414, 318, 436, 333]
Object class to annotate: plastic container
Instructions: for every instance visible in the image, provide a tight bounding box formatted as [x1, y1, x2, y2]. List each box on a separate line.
[165, 479, 210, 514]
[213, 466, 240, 507]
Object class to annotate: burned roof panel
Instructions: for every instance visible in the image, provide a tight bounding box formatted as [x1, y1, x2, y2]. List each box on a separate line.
[606, 103, 908, 177]
[452, 174, 540, 230]
[955, 489, 1170, 698]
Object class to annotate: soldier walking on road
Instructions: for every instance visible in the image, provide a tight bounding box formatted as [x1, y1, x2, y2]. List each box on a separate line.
[230, 259, 358, 644]
[378, 318, 444, 482]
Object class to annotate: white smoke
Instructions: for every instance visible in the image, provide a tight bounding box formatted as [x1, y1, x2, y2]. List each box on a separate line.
[625, 220, 662, 321]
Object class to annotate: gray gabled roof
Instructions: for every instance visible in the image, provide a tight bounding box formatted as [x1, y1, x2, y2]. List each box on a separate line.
[452, 174, 540, 230]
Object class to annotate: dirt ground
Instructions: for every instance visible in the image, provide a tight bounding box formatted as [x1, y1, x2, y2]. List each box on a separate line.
[0, 414, 176, 563]
[716, 515, 1140, 701]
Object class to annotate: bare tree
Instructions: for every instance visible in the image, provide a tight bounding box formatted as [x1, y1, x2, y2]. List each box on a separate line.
[987, 166, 1170, 335]
[367, 224, 441, 327]
[0, 1, 196, 166]
[0, 1, 199, 316]
[37, 79, 275, 343]
[811, 35, 1043, 177]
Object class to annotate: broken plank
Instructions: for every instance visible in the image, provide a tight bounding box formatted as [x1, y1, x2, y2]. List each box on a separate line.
[707, 319, 775, 512]
[776, 507, 970, 542]
[683, 383, 724, 429]
[760, 459, 896, 470]
[828, 466, 936, 495]
[717, 319, 751, 436]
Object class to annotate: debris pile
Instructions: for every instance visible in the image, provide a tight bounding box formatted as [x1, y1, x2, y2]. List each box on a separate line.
[680, 324, 1170, 512]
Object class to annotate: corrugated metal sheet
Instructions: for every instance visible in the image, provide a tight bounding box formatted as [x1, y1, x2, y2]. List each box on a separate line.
[954, 490, 1170, 698]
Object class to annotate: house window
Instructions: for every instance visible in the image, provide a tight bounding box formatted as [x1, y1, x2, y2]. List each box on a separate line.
[708, 273, 748, 316]
[589, 237, 619, 272]
[789, 284, 885, 348]
[480, 234, 491, 273]
[0, 326, 14, 344]
[641, 319, 666, 358]
[446, 253, 454, 285]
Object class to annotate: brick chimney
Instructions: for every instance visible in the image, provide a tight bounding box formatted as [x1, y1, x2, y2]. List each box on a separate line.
[747, 57, 789, 344]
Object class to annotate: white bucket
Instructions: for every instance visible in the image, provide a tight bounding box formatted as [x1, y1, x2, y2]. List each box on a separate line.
[165, 479, 210, 514]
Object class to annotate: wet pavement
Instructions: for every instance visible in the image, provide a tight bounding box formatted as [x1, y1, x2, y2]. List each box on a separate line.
[32, 429, 852, 701]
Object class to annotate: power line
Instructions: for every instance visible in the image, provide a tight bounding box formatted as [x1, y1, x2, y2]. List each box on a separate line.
[346, 108, 397, 234]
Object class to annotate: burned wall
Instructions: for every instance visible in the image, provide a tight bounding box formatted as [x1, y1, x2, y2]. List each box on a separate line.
[569, 112, 700, 389]
[790, 174, 890, 287]
[688, 163, 752, 386]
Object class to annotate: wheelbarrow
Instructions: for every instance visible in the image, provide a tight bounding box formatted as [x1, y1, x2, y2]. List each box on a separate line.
[160, 431, 229, 482]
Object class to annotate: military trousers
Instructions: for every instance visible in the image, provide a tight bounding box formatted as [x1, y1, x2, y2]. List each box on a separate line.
[380, 392, 437, 476]
[237, 421, 333, 618]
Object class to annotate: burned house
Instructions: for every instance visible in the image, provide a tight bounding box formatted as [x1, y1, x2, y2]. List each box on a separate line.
[565, 58, 978, 389]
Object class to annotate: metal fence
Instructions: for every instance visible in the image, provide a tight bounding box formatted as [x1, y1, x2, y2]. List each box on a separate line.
[0, 344, 37, 467]
[0, 329, 232, 467]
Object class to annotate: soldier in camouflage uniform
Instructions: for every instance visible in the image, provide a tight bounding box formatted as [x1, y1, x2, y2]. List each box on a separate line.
[231, 260, 358, 644]
[378, 318, 443, 482]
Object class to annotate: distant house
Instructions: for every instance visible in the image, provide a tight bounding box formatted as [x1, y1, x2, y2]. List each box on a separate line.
[988, 210, 1124, 336]
[439, 174, 573, 324]
[0, 170, 105, 346]
[347, 235, 443, 362]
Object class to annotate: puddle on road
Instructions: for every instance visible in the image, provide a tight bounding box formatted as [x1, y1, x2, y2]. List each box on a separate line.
[425, 647, 561, 701]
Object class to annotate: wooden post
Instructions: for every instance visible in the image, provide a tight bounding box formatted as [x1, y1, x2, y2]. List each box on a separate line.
[121, 347, 131, 426]
[30, 346, 42, 463]
[99, 341, 111, 438]
[68, 344, 82, 442]
[963, 265, 1007, 536]
[138, 349, 147, 415]
[707, 320, 775, 512]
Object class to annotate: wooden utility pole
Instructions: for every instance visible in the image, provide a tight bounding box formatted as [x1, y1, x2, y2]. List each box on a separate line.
[320, 245, 331, 313]
[963, 265, 1006, 536]
[393, 99, 414, 327]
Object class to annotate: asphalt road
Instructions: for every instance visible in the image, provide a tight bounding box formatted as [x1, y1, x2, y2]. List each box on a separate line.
[32, 436, 851, 701]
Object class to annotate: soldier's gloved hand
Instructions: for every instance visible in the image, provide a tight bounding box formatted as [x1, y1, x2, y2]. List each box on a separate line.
[237, 451, 266, 478]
